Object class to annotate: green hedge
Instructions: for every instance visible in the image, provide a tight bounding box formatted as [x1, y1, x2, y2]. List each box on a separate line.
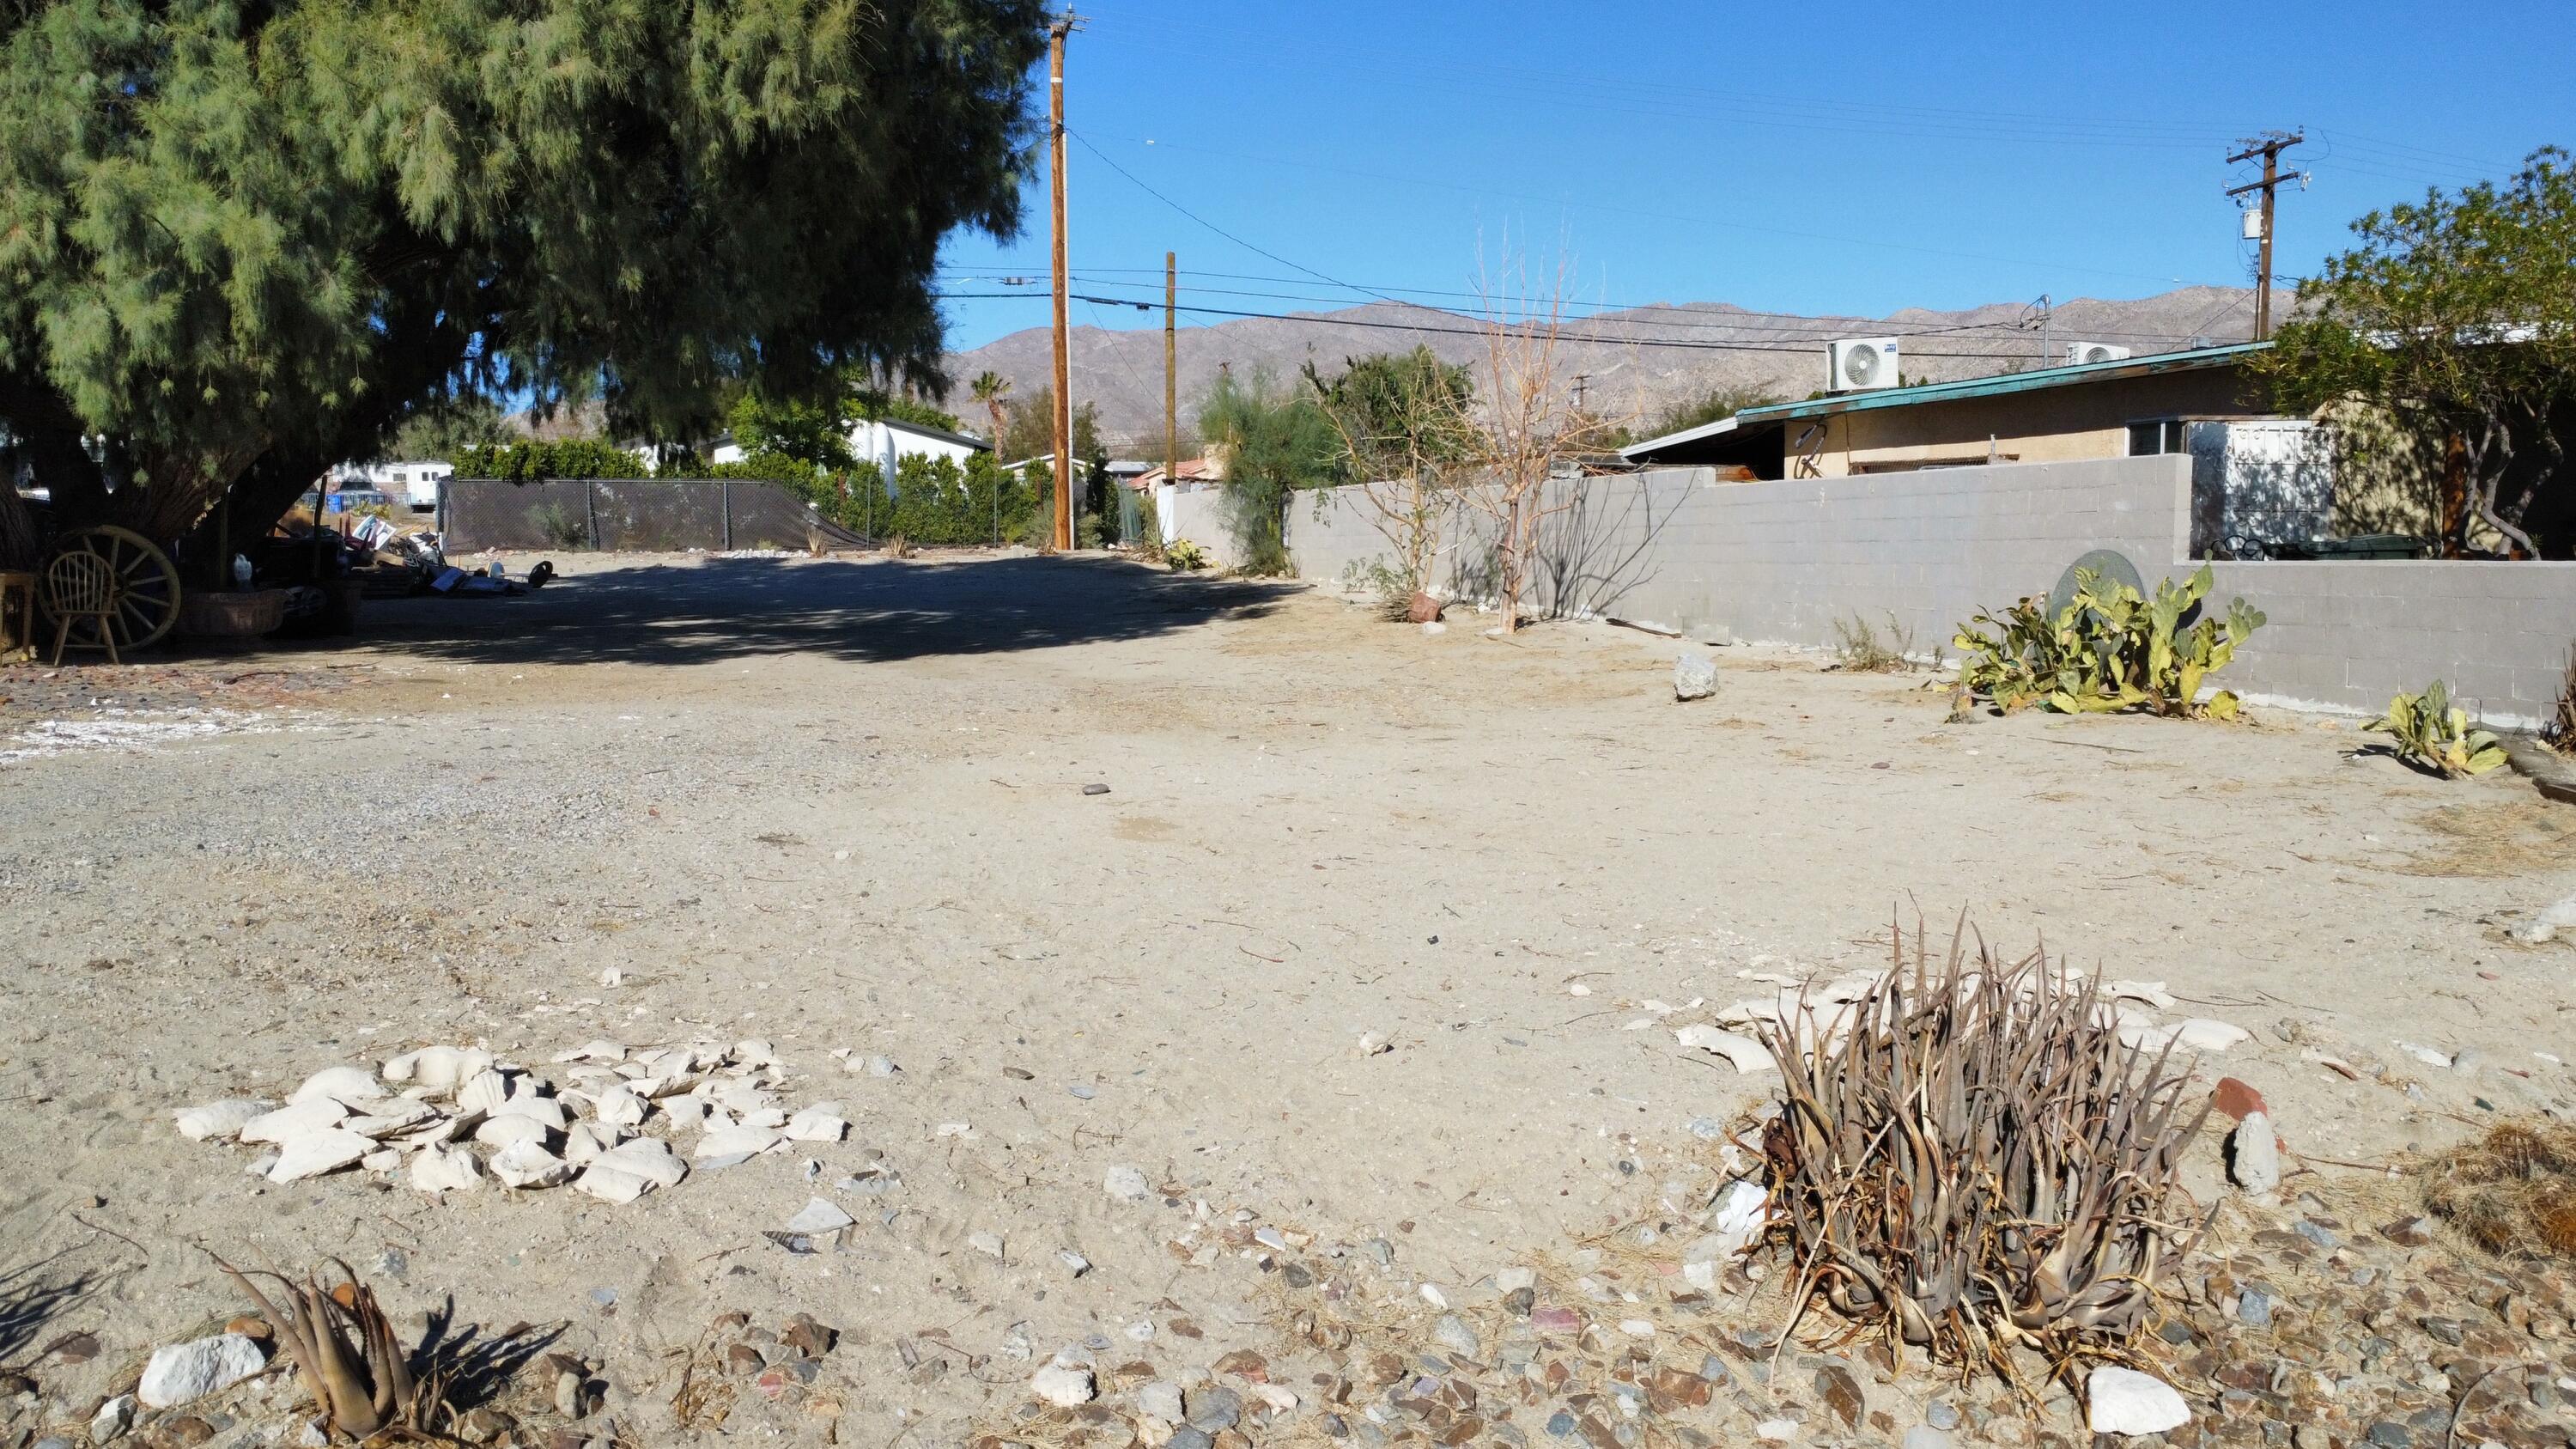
[721, 450, 1048, 546]
[452, 439, 650, 480]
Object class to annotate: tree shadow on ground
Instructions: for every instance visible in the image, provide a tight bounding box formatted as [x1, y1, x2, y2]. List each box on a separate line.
[0, 1252, 106, 1368]
[414, 1299, 565, 1409]
[337, 552, 1297, 669]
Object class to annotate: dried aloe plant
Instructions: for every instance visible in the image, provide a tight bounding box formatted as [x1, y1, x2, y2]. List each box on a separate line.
[1753, 918, 2208, 1390]
[208, 1250, 448, 1441]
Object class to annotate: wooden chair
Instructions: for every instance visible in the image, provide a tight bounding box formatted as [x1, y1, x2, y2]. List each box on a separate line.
[44, 549, 119, 665]
[0, 570, 33, 662]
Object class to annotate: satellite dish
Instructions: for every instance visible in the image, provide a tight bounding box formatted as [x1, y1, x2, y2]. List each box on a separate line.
[2048, 549, 2145, 617]
[1841, 344, 1885, 389]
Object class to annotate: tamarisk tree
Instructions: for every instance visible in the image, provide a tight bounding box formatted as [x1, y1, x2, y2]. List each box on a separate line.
[2259, 147, 2576, 557]
[0, 0, 1049, 569]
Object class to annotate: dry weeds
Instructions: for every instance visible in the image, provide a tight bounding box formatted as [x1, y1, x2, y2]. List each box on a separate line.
[2422, 1119, 2576, 1258]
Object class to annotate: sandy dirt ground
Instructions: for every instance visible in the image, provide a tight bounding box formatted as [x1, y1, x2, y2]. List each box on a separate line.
[3, 551, 2573, 1449]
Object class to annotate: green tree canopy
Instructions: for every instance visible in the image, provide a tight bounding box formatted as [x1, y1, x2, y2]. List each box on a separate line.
[1303, 346, 1475, 482]
[0, 0, 1048, 565]
[1200, 368, 1340, 575]
[2258, 147, 2576, 557]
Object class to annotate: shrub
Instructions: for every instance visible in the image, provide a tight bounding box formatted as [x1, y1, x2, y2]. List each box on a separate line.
[2423, 1119, 2576, 1257]
[528, 501, 590, 550]
[1953, 564, 2263, 718]
[2366, 679, 2508, 777]
[1829, 612, 1921, 673]
[1754, 921, 2207, 1385]
[1164, 538, 1209, 572]
[453, 439, 649, 481]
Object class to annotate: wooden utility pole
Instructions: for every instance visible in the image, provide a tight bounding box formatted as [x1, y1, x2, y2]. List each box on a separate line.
[1164, 252, 1178, 482]
[1048, 15, 1073, 551]
[2226, 131, 2304, 341]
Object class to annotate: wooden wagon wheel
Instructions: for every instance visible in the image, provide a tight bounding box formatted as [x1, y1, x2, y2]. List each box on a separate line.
[44, 525, 182, 652]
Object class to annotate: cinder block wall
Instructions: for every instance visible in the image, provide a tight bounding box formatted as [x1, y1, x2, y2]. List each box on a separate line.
[1288, 455, 2576, 726]
[1160, 486, 1241, 571]
[2212, 561, 2576, 725]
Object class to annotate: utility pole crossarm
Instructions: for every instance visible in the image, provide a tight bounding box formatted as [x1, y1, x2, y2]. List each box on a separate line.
[2226, 131, 2304, 342]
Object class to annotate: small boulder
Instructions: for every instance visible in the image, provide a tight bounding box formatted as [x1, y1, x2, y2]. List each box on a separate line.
[174, 1100, 270, 1143]
[2210, 1076, 2268, 1121]
[786, 1198, 855, 1234]
[1404, 592, 1443, 624]
[1674, 653, 1718, 702]
[410, 1145, 483, 1194]
[489, 1141, 573, 1190]
[267, 1129, 376, 1183]
[2229, 1111, 2281, 1196]
[138, 1334, 266, 1409]
[1030, 1353, 1096, 1408]
[2085, 1366, 2190, 1435]
[287, 1066, 385, 1108]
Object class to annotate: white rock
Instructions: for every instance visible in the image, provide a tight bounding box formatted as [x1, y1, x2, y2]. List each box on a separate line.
[2398, 1041, 2455, 1069]
[474, 1115, 551, 1150]
[1060, 1250, 1092, 1276]
[1753, 1420, 1798, 1442]
[563, 1121, 623, 1165]
[288, 1066, 386, 1108]
[1419, 1282, 1449, 1309]
[784, 1106, 848, 1142]
[554, 1038, 627, 1064]
[2105, 978, 2178, 1010]
[574, 1166, 655, 1204]
[860, 1054, 900, 1077]
[489, 1140, 573, 1189]
[1252, 1384, 1299, 1412]
[1104, 1165, 1152, 1202]
[268, 1129, 377, 1183]
[343, 1099, 440, 1138]
[456, 1068, 514, 1114]
[239, 1099, 349, 1145]
[361, 1148, 404, 1172]
[787, 1197, 856, 1233]
[2086, 1366, 2190, 1434]
[695, 1125, 783, 1159]
[1496, 1266, 1535, 1294]
[2231, 1111, 2281, 1196]
[137, 1333, 266, 1408]
[1674, 1024, 1775, 1073]
[2173, 1018, 2251, 1052]
[1674, 652, 1718, 701]
[1705, 1178, 1772, 1258]
[662, 1097, 713, 1131]
[91, 1394, 137, 1442]
[410, 1144, 483, 1193]
[590, 1136, 689, 1189]
[1138, 1379, 1186, 1424]
[969, 1230, 1006, 1259]
[405, 1046, 492, 1093]
[174, 1099, 270, 1142]
[491, 1093, 570, 1131]
[601, 966, 625, 987]
[734, 1038, 779, 1067]
[592, 1084, 648, 1128]
[1030, 1354, 1096, 1408]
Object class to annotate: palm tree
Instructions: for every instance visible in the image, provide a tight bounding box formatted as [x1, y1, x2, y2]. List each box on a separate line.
[969, 371, 1012, 453]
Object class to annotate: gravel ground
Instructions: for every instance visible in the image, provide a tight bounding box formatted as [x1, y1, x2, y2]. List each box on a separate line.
[2, 550, 2573, 1449]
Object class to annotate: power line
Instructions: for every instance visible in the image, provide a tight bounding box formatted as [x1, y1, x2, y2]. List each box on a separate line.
[940, 270, 2249, 345]
[933, 290, 2210, 361]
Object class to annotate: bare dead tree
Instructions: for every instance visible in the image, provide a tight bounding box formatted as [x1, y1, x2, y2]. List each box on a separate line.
[1304, 347, 1473, 605]
[1451, 248, 1632, 632]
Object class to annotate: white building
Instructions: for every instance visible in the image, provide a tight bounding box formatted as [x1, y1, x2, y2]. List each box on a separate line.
[326, 460, 453, 512]
[713, 416, 989, 490]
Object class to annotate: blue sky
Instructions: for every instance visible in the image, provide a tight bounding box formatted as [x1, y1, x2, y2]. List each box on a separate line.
[934, 1, 2576, 351]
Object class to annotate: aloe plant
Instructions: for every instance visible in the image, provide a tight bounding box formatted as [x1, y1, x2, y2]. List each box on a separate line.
[2367, 679, 2508, 777]
[1953, 564, 2263, 719]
